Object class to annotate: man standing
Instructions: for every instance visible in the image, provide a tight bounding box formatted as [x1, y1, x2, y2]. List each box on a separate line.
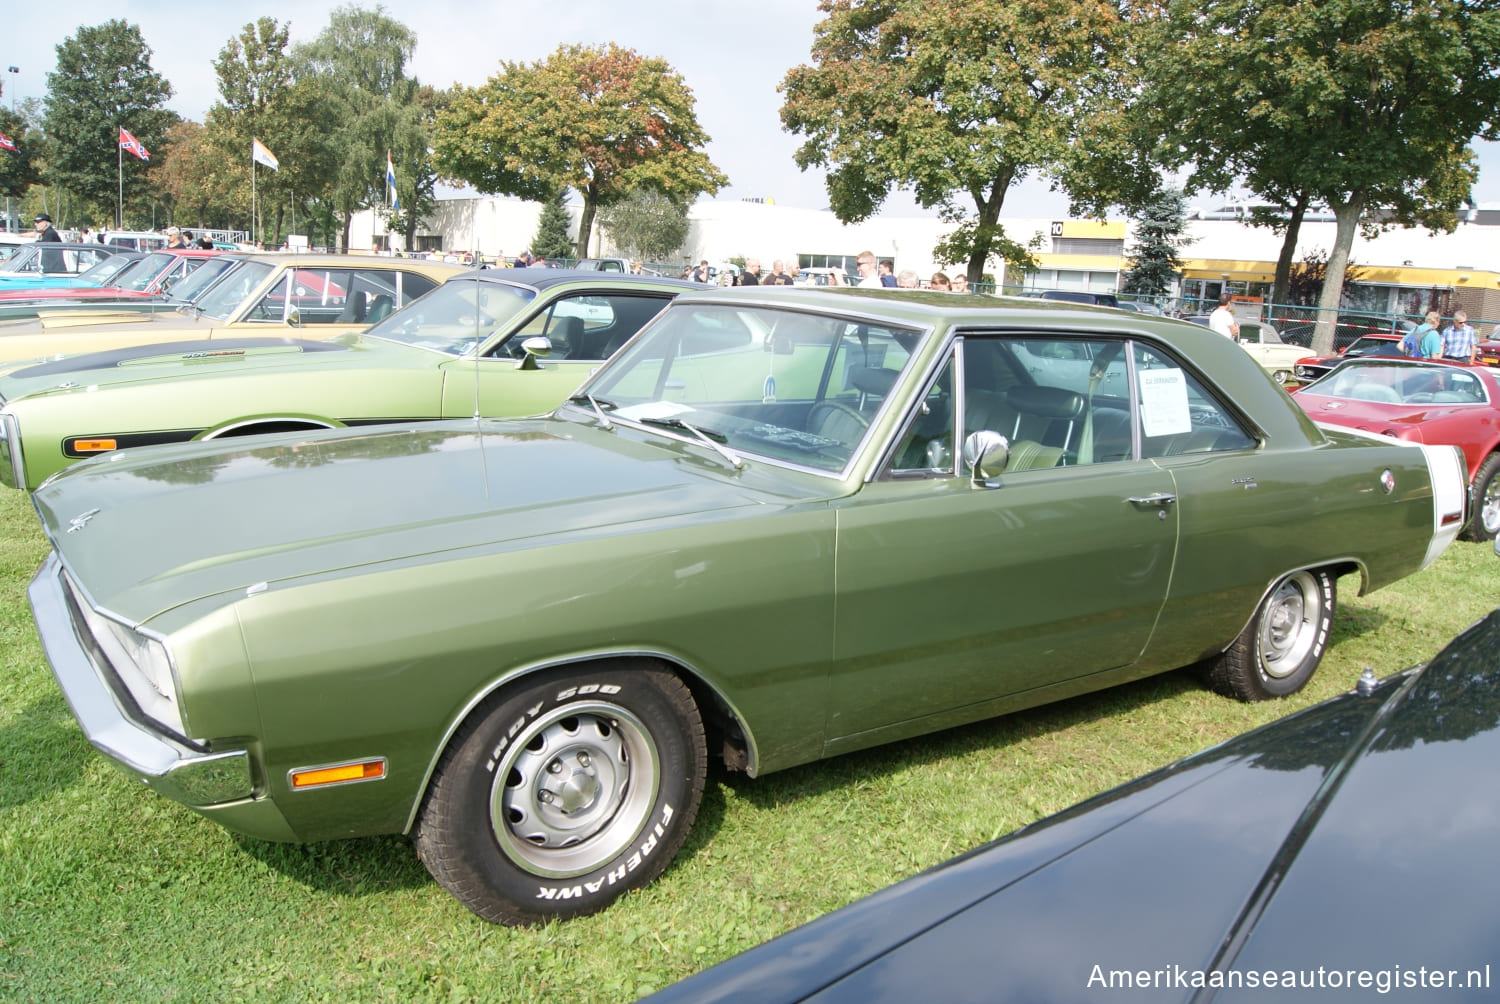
[690, 259, 712, 283]
[854, 250, 883, 288]
[878, 261, 897, 287]
[165, 226, 187, 249]
[736, 258, 762, 286]
[1441, 310, 1477, 363]
[34, 213, 61, 243]
[763, 260, 795, 285]
[1209, 293, 1240, 341]
[951, 273, 970, 294]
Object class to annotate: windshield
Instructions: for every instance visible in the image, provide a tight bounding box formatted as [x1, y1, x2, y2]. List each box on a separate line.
[78, 255, 141, 286]
[581, 303, 924, 473]
[363, 276, 535, 355]
[1344, 337, 1401, 357]
[1306, 361, 1489, 405]
[114, 252, 175, 292]
[189, 259, 274, 319]
[166, 256, 239, 304]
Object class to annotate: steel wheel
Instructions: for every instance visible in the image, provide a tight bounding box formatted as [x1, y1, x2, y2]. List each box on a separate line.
[1463, 454, 1500, 542]
[1203, 568, 1336, 701]
[1256, 572, 1324, 678]
[491, 702, 659, 878]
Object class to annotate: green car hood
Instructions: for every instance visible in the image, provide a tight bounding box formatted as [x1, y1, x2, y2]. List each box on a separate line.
[33, 417, 826, 626]
[0, 334, 428, 398]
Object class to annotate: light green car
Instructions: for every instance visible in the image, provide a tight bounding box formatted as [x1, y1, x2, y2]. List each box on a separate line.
[0, 253, 464, 363]
[28, 288, 1468, 926]
[0, 270, 693, 490]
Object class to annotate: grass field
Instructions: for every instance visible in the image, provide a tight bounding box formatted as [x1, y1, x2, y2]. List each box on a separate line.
[1, 482, 1495, 1003]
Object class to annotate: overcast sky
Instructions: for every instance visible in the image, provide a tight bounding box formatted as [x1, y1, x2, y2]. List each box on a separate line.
[9, 1, 1500, 221]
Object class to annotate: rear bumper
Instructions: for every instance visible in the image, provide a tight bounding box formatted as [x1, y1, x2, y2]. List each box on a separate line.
[29, 551, 253, 806]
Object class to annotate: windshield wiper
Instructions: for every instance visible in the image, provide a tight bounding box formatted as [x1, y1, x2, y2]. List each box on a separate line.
[568, 393, 616, 429]
[638, 416, 745, 470]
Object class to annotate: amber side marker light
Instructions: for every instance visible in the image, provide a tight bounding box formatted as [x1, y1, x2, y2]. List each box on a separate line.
[289, 759, 386, 790]
[72, 438, 118, 453]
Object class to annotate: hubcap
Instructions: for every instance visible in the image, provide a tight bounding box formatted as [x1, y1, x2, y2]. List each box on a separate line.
[1258, 572, 1322, 678]
[491, 702, 660, 879]
[1482, 476, 1500, 535]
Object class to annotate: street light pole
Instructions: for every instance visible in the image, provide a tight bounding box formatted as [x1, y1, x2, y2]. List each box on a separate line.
[6, 67, 17, 113]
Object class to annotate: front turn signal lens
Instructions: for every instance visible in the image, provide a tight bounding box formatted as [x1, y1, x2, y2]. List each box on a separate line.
[73, 438, 119, 453]
[289, 759, 387, 790]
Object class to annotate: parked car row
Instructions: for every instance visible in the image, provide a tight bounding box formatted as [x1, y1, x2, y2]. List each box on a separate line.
[15, 281, 1470, 933]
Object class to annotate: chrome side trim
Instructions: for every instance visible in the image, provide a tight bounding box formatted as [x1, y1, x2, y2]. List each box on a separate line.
[28, 552, 252, 806]
[0, 410, 24, 490]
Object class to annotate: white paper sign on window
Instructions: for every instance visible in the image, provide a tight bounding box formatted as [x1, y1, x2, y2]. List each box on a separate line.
[1139, 368, 1193, 437]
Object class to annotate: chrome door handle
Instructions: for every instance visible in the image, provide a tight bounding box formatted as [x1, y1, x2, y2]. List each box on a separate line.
[1128, 493, 1177, 506]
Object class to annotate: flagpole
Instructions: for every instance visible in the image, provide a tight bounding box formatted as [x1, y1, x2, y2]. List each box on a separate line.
[252, 159, 257, 245]
[117, 141, 123, 230]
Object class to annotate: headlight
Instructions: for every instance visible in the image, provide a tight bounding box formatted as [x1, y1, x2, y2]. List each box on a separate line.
[65, 573, 186, 736]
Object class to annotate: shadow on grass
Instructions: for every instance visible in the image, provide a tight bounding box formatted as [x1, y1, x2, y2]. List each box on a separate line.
[709, 667, 1204, 820]
[233, 832, 433, 899]
[0, 691, 92, 811]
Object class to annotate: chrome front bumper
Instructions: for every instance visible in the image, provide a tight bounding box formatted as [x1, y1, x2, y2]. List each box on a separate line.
[28, 551, 253, 806]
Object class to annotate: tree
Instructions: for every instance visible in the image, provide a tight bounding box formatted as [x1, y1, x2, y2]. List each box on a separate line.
[529, 193, 575, 259]
[42, 20, 175, 226]
[292, 4, 421, 250]
[1284, 249, 1365, 308]
[156, 121, 240, 228]
[0, 107, 42, 200]
[1141, 0, 1500, 355]
[1121, 189, 1189, 296]
[598, 189, 690, 262]
[385, 85, 448, 250]
[435, 42, 726, 257]
[780, 0, 1146, 284]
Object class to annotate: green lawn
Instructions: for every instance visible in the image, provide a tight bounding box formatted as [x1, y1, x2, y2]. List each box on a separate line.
[1, 483, 1495, 1003]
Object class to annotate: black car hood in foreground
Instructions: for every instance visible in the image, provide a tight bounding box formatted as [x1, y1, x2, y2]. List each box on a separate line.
[648, 612, 1500, 1003]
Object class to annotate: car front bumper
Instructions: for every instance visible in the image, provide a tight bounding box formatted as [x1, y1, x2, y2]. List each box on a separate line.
[29, 551, 253, 807]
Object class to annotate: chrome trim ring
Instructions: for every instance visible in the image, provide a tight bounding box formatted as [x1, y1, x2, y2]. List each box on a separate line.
[1258, 570, 1324, 679]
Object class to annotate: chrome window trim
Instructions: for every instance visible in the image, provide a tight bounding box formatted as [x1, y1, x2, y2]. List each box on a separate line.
[0, 410, 23, 490]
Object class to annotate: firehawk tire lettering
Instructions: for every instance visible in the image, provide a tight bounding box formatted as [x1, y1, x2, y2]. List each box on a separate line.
[413, 662, 706, 925]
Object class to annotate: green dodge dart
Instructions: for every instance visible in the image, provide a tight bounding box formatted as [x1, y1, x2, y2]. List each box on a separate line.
[28, 287, 1469, 925]
[0, 270, 695, 490]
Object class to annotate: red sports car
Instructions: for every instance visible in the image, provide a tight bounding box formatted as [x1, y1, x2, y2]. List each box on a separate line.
[1293, 357, 1500, 541]
[1478, 336, 1500, 368]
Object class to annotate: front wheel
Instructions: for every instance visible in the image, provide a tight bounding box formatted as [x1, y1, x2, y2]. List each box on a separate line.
[413, 661, 706, 925]
[1462, 453, 1500, 542]
[1203, 569, 1335, 701]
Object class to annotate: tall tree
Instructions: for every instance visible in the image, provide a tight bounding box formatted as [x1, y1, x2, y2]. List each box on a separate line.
[292, 4, 419, 250]
[155, 120, 243, 229]
[1121, 188, 1189, 296]
[435, 42, 726, 257]
[42, 20, 175, 226]
[598, 189, 691, 262]
[208, 19, 343, 244]
[1142, 0, 1500, 354]
[781, 0, 1147, 285]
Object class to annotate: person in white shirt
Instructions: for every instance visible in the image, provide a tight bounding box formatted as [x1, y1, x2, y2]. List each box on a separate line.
[855, 250, 884, 288]
[1209, 293, 1240, 341]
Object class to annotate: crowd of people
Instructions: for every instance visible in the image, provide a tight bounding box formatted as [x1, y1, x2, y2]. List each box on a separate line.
[1399, 309, 1479, 363]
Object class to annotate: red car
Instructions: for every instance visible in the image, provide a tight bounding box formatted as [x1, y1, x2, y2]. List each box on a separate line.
[1478, 336, 1500, 368]
[0, 248, 220, 310]
[1293, 357, 1500, 541]
[1291, 333, 1407, 383]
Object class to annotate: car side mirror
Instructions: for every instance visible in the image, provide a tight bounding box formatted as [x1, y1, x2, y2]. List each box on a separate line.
[286, 308, 301, 327]
[515, 335, 552, 371]
[963, 430, 1011, 484]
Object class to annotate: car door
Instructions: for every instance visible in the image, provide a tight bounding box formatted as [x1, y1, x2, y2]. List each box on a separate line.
[438, 290, 678, 417]
[824, 333, 1180, 753]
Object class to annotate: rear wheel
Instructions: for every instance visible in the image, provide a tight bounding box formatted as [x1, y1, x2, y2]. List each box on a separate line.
[1203, 569, 1335, 701]
[413, 661, 706, 925]
[1462, 453, 1500, 542]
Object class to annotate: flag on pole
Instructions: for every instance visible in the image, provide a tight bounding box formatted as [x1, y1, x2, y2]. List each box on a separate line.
[118, 127, 150, 162]
[252, 138, 279, 171]
[0, 133, 15, 153]
[386, 152, 399, 211]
